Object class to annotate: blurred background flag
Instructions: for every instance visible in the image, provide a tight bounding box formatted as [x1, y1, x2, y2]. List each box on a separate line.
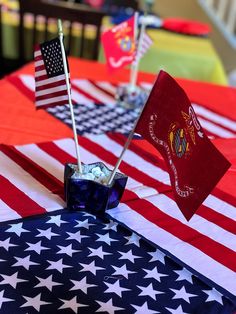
[101, 15, 136, 72]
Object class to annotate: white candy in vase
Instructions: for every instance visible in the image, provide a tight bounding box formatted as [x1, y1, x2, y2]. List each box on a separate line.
[72, 165, 110, 185]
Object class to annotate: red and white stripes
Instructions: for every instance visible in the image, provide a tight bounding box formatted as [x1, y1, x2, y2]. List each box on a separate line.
[34, 48, 69, 109]
[133, 32, 153, 65]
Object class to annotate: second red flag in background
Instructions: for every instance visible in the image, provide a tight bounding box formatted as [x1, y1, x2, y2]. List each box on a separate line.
[101, 16, 136, 72]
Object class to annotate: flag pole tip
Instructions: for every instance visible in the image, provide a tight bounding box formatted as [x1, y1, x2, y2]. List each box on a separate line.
[58, 19, 63, 35]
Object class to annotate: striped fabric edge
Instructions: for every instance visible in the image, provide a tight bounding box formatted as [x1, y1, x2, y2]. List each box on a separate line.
[0, 135, 235, 299]
[0, 143, 66, 221]
[7, 74, 236, 140]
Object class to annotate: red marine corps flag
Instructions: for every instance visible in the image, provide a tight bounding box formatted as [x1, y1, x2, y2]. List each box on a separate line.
[101, 16, 136, 72]
[135, 71, 231, 220]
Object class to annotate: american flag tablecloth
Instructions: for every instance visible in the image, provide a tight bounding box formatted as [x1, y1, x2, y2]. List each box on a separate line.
[0, 210, 235, 313]
[0, 135, 235, 312]
[3, 66, 236, 312]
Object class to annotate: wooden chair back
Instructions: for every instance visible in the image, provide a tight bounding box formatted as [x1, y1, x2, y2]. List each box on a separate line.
[19, 0, 105, 63]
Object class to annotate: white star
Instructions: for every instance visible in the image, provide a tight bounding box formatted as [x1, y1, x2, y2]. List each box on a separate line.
[46, 258, 72, 273]
[46, 215, 67, 227]
[6, 223, 30, 237]
[148, 249, 166, 264]
[13, 255, 39, 270]
[203, 288, 223, 305]
[66, 230, 89, 243]
[143, 267, 168, 282]
[102, 221, 118, 232]
[96, 298, 124, 314]
[166, 304, 189, 314]
[104, 280, 130, 297]
[59, 296, 88, 313]
[79, 261, 105, 275]
[0, 272, 27, 288]
[0, 238, 17, 251]
[70, 276, 97, 293]
[57, 244, 79, 257]
[137, 283, 164, 300]
[75, 219, 95, 229]
[0, 290, 14, 309]
[131, 301, 159, 314]
[125, 233, 141, 247]
[95, 233, 118, 245]
[21, 293, 51, 312]
[36, 227, 59, 240]
[112, 264, 136, 279]
[88, 246, 111, 259]
[118, 249, 142, 263]
[25, 240, 49, 254]
[174, 268, 193, 284]
[35, 275, 62, 291]
[171, 286, 197, 303]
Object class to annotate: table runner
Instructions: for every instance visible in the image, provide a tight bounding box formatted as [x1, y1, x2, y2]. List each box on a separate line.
[8, 74, 236, 139]
[0, 135, 235, 304]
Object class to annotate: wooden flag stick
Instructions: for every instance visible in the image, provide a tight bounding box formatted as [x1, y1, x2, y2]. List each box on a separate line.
[107, 99, 147, 185]
[58, 19, 82, 173]
[129, 14, 146, 91]
[129, 11, 139, 92]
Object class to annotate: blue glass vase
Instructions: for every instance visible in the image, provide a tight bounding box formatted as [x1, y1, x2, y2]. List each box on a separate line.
[64, 162, 128, 214]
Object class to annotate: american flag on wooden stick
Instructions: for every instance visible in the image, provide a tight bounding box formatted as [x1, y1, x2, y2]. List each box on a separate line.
[34, 37, 70, 109]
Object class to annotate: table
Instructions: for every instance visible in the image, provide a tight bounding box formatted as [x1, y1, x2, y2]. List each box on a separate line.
[1, 3, 228, 85]
[0, 58, 235, 313]
[5, 56, 236, 211]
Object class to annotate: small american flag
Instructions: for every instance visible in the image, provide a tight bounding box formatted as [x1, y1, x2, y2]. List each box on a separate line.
[34, 37, 69, 109]
[134, 32, 153, 65]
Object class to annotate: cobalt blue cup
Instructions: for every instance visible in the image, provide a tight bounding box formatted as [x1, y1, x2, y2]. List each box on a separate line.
[64, 162, 128, 214]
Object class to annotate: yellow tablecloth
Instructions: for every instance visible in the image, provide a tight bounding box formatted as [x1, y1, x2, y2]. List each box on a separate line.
[139, 29, 228, 85]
